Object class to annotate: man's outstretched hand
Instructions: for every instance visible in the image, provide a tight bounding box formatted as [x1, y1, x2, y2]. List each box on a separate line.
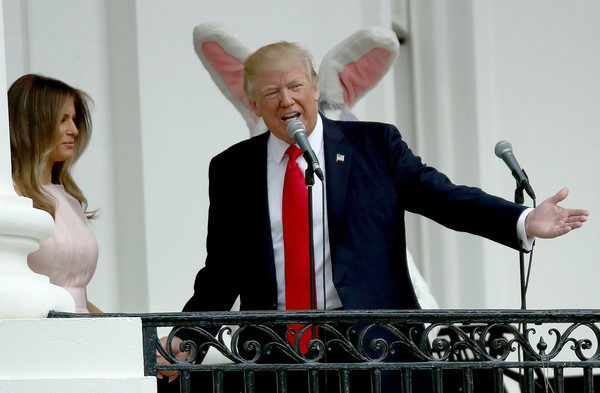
[525, 188, 589, 238]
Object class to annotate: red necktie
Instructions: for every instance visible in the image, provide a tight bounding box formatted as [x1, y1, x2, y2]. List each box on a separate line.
[283, 145, 313, 352]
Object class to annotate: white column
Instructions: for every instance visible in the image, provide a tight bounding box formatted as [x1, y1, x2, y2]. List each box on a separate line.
[0, 0, 74, 317]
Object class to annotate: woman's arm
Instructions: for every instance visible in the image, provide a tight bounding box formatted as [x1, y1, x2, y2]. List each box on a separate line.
[87, 301, 102, 314]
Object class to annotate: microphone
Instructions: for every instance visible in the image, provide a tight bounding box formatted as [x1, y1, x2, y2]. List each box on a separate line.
[494, 141, 535, 199]
[286, 120, 324, 181]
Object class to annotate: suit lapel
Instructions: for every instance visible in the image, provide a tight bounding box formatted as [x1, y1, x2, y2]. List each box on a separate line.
[323, 117, 352, 241]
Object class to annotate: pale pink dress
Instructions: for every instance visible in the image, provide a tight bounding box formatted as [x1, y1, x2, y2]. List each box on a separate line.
[27, 184, 99, 313]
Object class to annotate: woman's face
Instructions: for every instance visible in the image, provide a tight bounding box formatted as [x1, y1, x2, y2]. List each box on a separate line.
[48, 97, 78, 164]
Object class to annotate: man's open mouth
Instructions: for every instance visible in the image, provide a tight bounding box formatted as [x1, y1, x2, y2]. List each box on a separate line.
[282, 112, 301, 122]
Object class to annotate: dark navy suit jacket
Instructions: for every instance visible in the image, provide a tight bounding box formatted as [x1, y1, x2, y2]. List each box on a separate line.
[169, 116, 528, 393]
[183, 116, 526, 314]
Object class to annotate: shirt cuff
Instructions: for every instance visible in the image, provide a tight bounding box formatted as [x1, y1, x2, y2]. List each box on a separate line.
[516, 207, 535, 251]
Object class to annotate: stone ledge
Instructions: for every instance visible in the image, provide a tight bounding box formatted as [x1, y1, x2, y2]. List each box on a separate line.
[0, 377, 156, 393]
[0, 318, 148, 379]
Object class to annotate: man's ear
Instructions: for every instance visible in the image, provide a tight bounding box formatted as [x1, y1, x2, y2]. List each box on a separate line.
[313, 77, 320, 102]
[248, 98, 261, 117]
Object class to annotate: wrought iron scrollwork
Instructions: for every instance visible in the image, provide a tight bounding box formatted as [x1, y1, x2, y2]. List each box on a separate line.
[155, 319, 600, 367]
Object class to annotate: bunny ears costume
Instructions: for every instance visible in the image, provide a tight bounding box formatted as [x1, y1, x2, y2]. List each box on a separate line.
[192, 23, 438, 309]
[192, 23, 400, 135]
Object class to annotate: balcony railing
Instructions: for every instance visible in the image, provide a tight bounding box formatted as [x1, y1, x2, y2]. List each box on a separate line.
[49, 309, 600, 393]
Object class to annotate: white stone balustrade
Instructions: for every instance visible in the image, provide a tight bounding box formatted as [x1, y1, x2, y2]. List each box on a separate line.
[0, 0, 75, 319]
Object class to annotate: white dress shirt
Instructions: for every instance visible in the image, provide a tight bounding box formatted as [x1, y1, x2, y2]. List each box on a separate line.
[267, 115, 343, 310]
[266, 115, 534, 310]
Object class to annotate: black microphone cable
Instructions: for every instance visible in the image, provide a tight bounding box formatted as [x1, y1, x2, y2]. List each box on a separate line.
[523, 198, 537, 299]
[322, 176, 327, 311]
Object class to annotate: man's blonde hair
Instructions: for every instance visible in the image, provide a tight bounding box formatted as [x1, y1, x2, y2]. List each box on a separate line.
[243, 41, 318, 98]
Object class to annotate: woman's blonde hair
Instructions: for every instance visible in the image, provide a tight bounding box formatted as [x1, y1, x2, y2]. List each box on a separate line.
[8, 74, 96, 219]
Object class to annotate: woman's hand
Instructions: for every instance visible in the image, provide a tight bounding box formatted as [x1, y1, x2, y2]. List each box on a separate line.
[86, 301, 102, 314]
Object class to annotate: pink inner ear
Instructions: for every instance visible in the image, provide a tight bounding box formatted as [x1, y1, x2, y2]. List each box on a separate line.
[202, 41, 257, 119]
[339, 47, 391, 108]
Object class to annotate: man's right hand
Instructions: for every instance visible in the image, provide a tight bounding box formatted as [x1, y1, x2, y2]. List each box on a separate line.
[525, 187, 589, 238]
[156, 336, 191, 382]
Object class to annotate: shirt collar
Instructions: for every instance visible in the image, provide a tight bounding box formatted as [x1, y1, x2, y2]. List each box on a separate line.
[268, 114, 323, 164]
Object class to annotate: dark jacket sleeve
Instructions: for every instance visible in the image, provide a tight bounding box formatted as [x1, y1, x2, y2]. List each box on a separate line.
[382, 124, 527, 250]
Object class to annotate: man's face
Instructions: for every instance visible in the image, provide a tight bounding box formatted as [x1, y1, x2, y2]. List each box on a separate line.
[248, 64, 320, 144]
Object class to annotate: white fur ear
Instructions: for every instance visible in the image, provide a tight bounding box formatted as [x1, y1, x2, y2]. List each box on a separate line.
[319, 27, 400, 109]
[193, 23, 266, 136]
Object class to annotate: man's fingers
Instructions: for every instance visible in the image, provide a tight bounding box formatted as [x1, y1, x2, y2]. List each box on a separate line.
[554, 221, 584, 237]
[157, 350, 189, 364]
[567, 209, 590, 217]
[156, 335, 186, 381]
[176, 351, 190, 361]
[565, 215, 588, 224]
[157, 370, 180, 383]
[549, 187, 569, 204]
[164, 371, 180, 383]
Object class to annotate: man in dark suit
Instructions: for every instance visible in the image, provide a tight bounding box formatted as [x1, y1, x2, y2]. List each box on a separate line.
[158, 41, 588, 391]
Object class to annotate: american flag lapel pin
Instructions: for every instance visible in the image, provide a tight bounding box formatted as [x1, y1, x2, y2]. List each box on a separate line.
[336, 154, 345, 162]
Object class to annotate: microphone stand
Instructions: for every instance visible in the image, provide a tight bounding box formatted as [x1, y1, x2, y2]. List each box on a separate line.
[514, 171, 541, 391]
[304, 164, 317, 342]
[514, 181, 526, 311]
[306, 162, 328, 389]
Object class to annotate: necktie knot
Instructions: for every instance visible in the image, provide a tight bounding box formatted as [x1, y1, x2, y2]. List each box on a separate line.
[286, 145, 303, 163]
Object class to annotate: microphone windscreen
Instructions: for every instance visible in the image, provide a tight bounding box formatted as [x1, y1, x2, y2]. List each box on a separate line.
[286, 119, 306, 139]
[494, 141, 512, 158]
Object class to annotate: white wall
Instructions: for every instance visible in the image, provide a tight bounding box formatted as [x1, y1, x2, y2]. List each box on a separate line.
[473, 0, 600, 308]
[105, 0, 149, 312]
[408, 0, 600, 308]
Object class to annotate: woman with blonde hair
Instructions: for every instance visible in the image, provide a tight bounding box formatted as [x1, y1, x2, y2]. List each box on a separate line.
[9, 74, 101, 313]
